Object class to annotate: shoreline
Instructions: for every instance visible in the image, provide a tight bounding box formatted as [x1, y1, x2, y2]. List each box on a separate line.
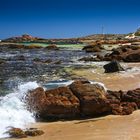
[8, 110, 140, 140]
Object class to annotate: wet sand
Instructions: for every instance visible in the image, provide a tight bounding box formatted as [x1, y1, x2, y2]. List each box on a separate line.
[9, 110, 140, 140]
[8, 62, 140, 140]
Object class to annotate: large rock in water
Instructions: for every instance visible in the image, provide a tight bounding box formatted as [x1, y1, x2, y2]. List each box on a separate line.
[26, 87, 48, 116]
[69, 81, 111, 116]
[26, 80, 111, 119]
[26, 80, 140, 120]
[82, 43, 103, 53]
[103, 60, 124, 73]
[27, 86, 80, 119]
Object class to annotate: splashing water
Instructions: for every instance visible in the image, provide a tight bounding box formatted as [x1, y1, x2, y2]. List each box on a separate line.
[0, 81, 39, 138]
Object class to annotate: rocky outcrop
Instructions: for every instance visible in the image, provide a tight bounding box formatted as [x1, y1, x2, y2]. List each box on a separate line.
[2, 34, 41, 43]
[0, 43, 42, 49]
[123, 52, 140, 62]
[27, 87, 80, 119]
[80, 45, 140, 63]
[103, 61, 124, 73]
[69, 81, 111, 116]
[103, 45, 140, 62]
[26, 80, 111, 119]
[82, 43, 103, 52]
[106, 90, 137, 115]
[122, 88, 140, 108]
[26, 80, 140, 120]
[45, 44, 59, 50]
[26, 87, 48, 117]
[44, 86, 80, 118]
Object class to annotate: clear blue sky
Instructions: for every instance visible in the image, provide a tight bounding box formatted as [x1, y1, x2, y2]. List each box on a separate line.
[0, 0, 139, 39]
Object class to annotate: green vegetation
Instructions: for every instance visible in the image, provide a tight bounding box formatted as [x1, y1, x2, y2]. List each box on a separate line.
[135, 32, 140, 36]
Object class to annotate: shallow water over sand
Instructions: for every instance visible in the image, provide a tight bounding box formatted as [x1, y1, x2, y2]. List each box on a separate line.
[71, 62, 140, 90]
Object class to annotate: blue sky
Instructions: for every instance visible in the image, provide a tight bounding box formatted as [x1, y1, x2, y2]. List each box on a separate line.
[0, 0, 140, 39]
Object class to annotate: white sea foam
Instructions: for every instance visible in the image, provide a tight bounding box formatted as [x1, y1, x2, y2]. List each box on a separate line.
[90, 81, 108, 92]
[46, 80, 73, 86]
[44, 80, 73, 90]
[0, 81, 39, 138]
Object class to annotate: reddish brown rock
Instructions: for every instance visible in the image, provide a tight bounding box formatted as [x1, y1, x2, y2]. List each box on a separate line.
[26, 80, 140, 120]
[26, 87, 47, 116]
[69, 81, 111, 116]
[3, 34, 40, 42]
[25, 128, 44, 136]
[122, 88, 140, 108]
[27, 86, 80, 119]
[107, 90, 138, 115]
[7, 128, 27, 138]
[46, 44, 59, 50]
[1, 43, 42, 49]
[6, 127, 44, 138]
[110, 102, 137, 115]
[82, 43, 103, 53]
[103, 46, 140, 62]
[44, 87, 80, 118]
[123, 52, 140, 62]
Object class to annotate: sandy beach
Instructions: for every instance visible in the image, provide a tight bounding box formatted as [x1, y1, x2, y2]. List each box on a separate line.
[8, 110, 140, 140]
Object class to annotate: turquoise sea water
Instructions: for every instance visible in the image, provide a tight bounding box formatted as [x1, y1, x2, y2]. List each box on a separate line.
[17, 42, 85, 49]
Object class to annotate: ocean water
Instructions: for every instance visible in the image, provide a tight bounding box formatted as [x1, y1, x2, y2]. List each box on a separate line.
[0, 81, 39, 138]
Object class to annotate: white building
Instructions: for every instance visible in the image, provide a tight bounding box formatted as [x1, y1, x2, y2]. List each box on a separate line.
[125, 33, 136, 39]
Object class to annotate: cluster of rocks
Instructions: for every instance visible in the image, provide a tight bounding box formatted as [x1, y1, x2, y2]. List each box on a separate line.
[80, 43, 140, 62]
[0, 43, 59, 50]
[26, 80, 140, 120]
[0, 43, 42, 49]
[104, 45, 140, 62]
[6, 127, 44, 138]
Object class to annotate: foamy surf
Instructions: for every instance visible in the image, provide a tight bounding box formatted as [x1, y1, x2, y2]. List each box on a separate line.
[43, 79, 73, 90]
[0, 81, 39, 138]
